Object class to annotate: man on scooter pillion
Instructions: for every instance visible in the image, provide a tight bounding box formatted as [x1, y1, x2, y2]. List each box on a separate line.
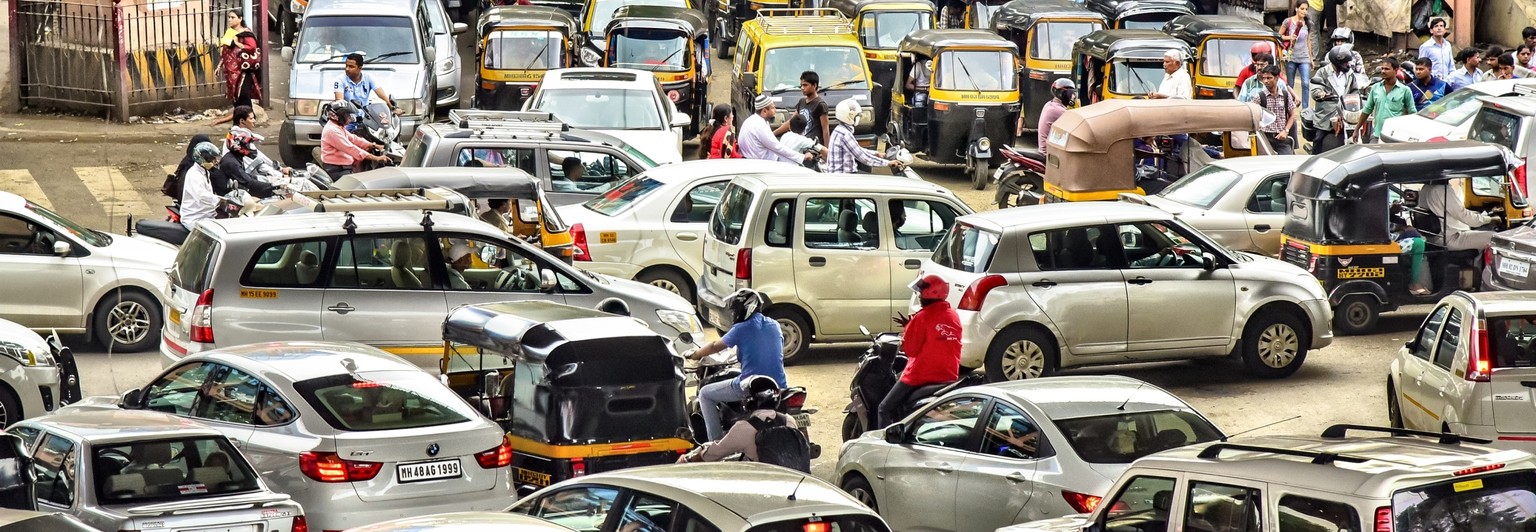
[878, 274, 963, 428]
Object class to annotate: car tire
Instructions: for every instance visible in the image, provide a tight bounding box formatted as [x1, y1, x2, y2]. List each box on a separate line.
[984, 326, 1056, 383]
[842, 412, 862, 441]
[766, 307, 811, 365]
[1239, 310, 1307, 378]
[717, 37, 733, 60]
[638, 268, 694, 304]
[0, 384, 21, 427]
[1334, 295, 1379, 335]
[93, 289, 161, 352]
[278, 121, 309, 168]
[841, 475, 878, 512]
[1387, 381, 1405, 429]
[278, 11, 297, 48]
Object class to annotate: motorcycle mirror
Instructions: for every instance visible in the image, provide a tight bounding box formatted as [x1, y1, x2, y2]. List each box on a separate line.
[859, 325, 871, 336]
[52, 241, 70, 256]
[883, 423, 905, 444]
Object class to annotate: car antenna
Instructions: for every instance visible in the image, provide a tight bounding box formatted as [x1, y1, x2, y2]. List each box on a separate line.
[787, 476, 806, 501]
[1221, 416, 1301, 442]
[1115, 383, 1145, 411]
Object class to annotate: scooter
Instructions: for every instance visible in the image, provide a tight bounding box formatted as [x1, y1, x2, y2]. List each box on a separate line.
[355, 101, 405, 170]
[992, 144, 1047, 208]
[842, 325, 982, 440]
[681, 334, 820, 458]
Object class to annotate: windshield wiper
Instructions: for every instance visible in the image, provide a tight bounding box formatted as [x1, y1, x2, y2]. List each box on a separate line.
[655, 46, 685, 68]
[1128, 64, 1150, 94]
[521, 44, 549, 70]
[955, 56, 981, 93]
[819, 79, 866, 92]
[366, 51, 413, 64]
[306, 52, 351, 69]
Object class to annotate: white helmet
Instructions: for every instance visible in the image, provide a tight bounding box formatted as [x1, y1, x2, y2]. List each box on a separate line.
[835, 98, 862, 127]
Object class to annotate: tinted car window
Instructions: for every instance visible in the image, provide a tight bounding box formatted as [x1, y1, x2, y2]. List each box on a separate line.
[293, 370, 474, 432]
[979, 402, 1042, 460]
[1184, 482, 1262, 532]
[1278, 494, 1360, 532]
[933, 222, 999, 273]
[911, 397, 986, 449]
[1488, 316, 1536, 368]
[32, 434, 74, 507]
[1434, 308, 1463, 369]
[673, 181, 727, 224]
[244, 239, 329, 287]
[709, 184, 753, 245]
[1392, 470, 1536, 531]
[1467, 107, 1521, 151]
[94, 437, 259, 503]
[534, 486, 621, 531]
[172, 230, 219, 292]
[196, 366, 263, 425]
[1411, 305, 1450, 361]
[765, 199, 794, 247]
[586, 177, 666, 217]
[145, 363, 215, 416]
[1054, 410, 1223, 464]
[1101, 476, 1176, 532]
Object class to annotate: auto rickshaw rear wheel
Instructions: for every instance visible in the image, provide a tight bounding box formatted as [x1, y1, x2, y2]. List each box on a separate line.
[970, 159, 989, 190]
[1334, 295, 1380, 335]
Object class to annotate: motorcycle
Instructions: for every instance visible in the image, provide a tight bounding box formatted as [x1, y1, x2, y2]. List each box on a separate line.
[354, 101, 405, 170]
[992, 144, 1047, 208]
[842, 325, 982, 441]
[680, 333, 821, 459]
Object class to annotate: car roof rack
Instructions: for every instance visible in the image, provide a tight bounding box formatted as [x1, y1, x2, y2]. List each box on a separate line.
[298, 187, 465, 213]
[756, 8, 855, 35]
[447, 109, 569, 132]
[1196, 443, 1371, 465]
[1320, 424, 1492, 445]
[1514, 84, 1536, 98]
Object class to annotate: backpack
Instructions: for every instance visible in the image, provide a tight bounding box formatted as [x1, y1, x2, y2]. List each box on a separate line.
[747, 414, 811, 473]
[161, 171, 182, 200]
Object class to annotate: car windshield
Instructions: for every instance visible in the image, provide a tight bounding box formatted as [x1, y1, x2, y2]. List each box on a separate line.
[1201, 38, 1267, 77]
[932, 222, 1000, 273]
[764, 46, 868, 93]
[293, 370, 476, 432]
[94, 437, 261, 503]
[1159, 165, 1245, 209]
[1110, 59, 1164, 94]
[1467, 108, 1523, 151]
[534, 88, 662, 130]
[296, 16, 419, 64]
[585, 176, 665, 216]
[484, 30, 565, 70]
[609, 29, 688, 72]
[860, 11, 928, 50]
[1032, 21, 1098, 61]
[1417, 87, 1485, 126]
[935, 50, 1017, 91]
[1392, 470, 1536, 531]
[588, 0, 685, 38]
[25, 202, 109, 247]
[1054, 410, 1223, 464]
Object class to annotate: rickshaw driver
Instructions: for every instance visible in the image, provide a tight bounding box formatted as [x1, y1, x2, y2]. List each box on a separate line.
[684, 289, 789, 441]
[1419, 179, 1504, 251]
[907, 57, 932, 113]
[1147, 49, 1191, 99]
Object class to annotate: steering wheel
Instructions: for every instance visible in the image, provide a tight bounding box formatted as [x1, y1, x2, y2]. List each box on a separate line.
[494, 269, 517, 291]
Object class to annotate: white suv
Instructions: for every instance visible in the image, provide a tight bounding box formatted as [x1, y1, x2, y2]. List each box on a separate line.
[920, 202, 1332, 381]
[523, 68, 690, 164]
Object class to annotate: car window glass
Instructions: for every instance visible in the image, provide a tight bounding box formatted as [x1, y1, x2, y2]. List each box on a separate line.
[979, 402, 1042, 460]
[1029, 225, 1121, 270]
[1411, 305, 1450, 361]
[535, 486, 621, 530]
[550, 149, 631, 194]
[673, 181, 728, 223]
[1121, 222, 1204, 269]
[457, 147, 538, 174]
[10, 426, 41, 449]
[145, 363, 215, 416]
[95, 437, 260, 503]
[805, 198, 879, 250]
[255, 385, 297, 426]
[196, 366, 263, 425]
[331, 235, 439, 290]
[293, 370, 474, 432]
[676, 510, 722, 532]
[1184, 482, 1262, 532]
[0, 214, 55, 255]
[765, 199, 794, 247]
[618, 493, 676, 532]
[438, 236, 547, 292]
[935, 223, 999, 273]
[911, 397, 986, 449]
[1391, 470, 1536, 531]
[889, 199, 960, 252]
[1277, 494, 1360, 532]
[1486, 316, 1536, 369]
[1434, 308, 1463, 369]
[32, 433, 75, 507]
[1055, 410, 1224, 464]
[1468, 108, 1521, 151]
[1246, 175, 1290, 213]
[245, 239, 329, 287]
[1100, 476, 1177, 532]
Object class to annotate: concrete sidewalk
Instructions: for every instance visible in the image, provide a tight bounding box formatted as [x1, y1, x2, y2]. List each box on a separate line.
[0, 110, 282, 144]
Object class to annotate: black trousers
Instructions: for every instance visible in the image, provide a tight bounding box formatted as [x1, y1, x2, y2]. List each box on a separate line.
[877, 381, 916, 429]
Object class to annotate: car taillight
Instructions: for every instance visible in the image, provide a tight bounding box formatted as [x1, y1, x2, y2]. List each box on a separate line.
[293, 516, 308, 532]
[734, 247, 753, 285]
[299, 451, 381, 482]
[571, 223, 590, 261]
[1516, 159, 1528, 200]
[571, 456, 587, 477]
[1454, 463, 1505, 476]
[1062, 490, 1102, 513]
[189, 289, 215, 343]
[802, 522, 830, 532]
[1375, 506, 1392, 532]
[1427, 136, 1448, 142]
[780, 391, 807, 409]
[958, 275, 1006, 311]
[1485, 246, 1495, 267]
[1466, 319, 1492, 382]
[475, 437, 512, 468]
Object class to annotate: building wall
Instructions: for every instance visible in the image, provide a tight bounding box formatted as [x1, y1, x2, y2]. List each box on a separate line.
[1481, 0, 1536, 46]
[1, 0, 18, 112]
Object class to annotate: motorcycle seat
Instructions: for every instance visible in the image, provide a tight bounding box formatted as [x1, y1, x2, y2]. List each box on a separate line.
[1016, 150, 1045, 163]
[135, 220, 188, 246]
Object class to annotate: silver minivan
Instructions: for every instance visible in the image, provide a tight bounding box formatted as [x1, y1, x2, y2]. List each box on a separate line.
[695, 173, 973, 362]
[158, 210, 702, 368]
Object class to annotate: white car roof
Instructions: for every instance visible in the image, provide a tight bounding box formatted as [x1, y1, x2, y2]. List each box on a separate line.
[539, 68, 657, 89]
[637, 159, 812, 185]
[734, 173, 954, 196]
[539, 463, 880, 524]
[22, 410, 225, 442]
[190, 341, 421, 384]
[1204, 154, 1310, 174]
[0, 191, 30, 210]
[956, 202, 1172, 233]
[974, 375, 1204, 421]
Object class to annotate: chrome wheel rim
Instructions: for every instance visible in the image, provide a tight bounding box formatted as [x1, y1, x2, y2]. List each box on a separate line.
[776, 317, 803, 359]
[1001, 340, 1046, 380]
[0, 398, 9, 427]
[648, 278, 682, 296]
[1257, 323, 1300, 368]
[108, 299, 151, 345]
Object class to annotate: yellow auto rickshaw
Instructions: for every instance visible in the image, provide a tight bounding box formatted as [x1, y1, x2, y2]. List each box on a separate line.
[441, 301, 693, 495]
[1085, 0, 1193, 29]
[1164, 14, 1281, 99]
[474, 6, 577, 111]
[1072, 28, 1191, 103]
[603, 5, 711, 137]
[576, 0, 694, 66]
[831, 0, 934, 133]
[1041, 99, 1273, 203]
[991, 0, 1105, 130]
[891, 29, 1021, 189]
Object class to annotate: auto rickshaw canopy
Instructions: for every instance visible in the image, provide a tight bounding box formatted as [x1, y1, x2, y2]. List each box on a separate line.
[992, 0, 1105, 33]
[1289, 141, 1517, 197]
[899, 28, 1019, 57]
[1163, 14, 1280, 42]
[1085, 0, 1194, 24]
[830, 0, 935, 17]
[478, 5, 578, 37]
[1044, 99, 1270, 193]
[604, 5, 709, 37]
[442, 300, 670, 363]
[1075, 28, 1191, 60]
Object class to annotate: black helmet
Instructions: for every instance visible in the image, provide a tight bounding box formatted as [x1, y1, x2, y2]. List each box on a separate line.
[740, 375, 780, 410]
[322, 99, 357, 124]
[1327, 44, 1354, 70]
[728, 288, 765, 324]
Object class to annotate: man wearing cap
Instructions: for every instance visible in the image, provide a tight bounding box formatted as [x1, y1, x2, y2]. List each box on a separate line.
[1148, 50, 1191, 100]
[737, 94, 819, 164]
[444, 241, 473, 290]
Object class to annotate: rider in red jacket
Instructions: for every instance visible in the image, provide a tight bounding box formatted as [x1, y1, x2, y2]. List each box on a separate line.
[878, 273, 962, 428]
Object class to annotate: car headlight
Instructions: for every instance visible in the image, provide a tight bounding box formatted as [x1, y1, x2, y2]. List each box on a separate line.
[0, 342, 49, 367]
[977, 136, 991, 151]
[291, 98, 322, 118]
[438, 55, 456, 73]
[859, 108, 873, 125]
[395, 98, 428, 118]
[657, 309, 703, 335]
[580, 47, 602, 67]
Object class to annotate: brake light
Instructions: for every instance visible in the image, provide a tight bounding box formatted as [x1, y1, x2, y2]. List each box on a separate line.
[780, 391, 807, 409]
[1375, 506, 1391, 532]
[1466, 319, 1491, 382]
[293, 516, 308, 532]
[1516, 159, 1529, 200]
[475, 437, 513, 468]
[299, 451, 381, 482]
[1485, 246, 1495, 267]
[189, 289, 215, 343]
[570, 223, 591, 261]
[571, 457, 587, 477]
[802, 522, 830, 532]
[1427, 136, 1448, 142]
[734, 248, 753, 281]
[958, 275, 1006, 311]
[1455, 463, 1506, 476]
[1062, 490, 1102, 513]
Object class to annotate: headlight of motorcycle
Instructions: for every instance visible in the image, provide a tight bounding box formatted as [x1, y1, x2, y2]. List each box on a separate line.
[580, 47, 602, 67]
[658, 309, 703, 336]
[291, 98, 322, 118]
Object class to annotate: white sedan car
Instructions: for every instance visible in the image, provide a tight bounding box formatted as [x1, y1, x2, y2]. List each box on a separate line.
[559, 158, 810, 301]
[525, 68, 690, 164]
[1380, 78, 1536, 143]
[1126, 155, 1309, 257]
[834, 376, 1224, 532]
[0, 318, 79, 426]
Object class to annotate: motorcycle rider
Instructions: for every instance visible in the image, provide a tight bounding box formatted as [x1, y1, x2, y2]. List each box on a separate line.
[219, 130, 279, 198]
[685, 289, 788, 441]
[319, 100, 390, 177]
[825, 98, 902, 174]
[1322, 28, 1362, 73]
[180, 142, 225, 231]
[1306, 44, 1368, 154]
[1028, 78, 1074, 154]
[677, 376, 797, 463]
[332, 53, 395, 120]
[878, 274, 962, 428]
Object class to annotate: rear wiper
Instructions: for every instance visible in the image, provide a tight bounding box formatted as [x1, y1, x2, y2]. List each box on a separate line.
[366, 51, 413, 63]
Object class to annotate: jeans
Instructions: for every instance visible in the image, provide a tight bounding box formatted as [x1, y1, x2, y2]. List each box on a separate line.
[1285, 61, 1311, 109]
[699, 379, 746, 441]
[877, 381, 917, 429]
[322, 163, 353, 177]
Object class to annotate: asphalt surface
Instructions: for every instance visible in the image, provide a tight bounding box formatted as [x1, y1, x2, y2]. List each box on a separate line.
[5, 22, 1435, 484]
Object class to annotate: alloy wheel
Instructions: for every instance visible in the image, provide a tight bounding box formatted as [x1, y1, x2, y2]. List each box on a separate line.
[649, 278, 682, 295]
[848, 485, 876, 508]
[1256, 323, 1300, 368]
[108, 299, 152, 346]
[1001, 339, 1046, 380]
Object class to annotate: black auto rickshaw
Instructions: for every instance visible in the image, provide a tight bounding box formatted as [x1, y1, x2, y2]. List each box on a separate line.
[1163, 14, 1280, 99]
[991, 0, 1105, 130]
[891, 29, 1020, 190]
[1073, 28, 1191, 103]
[603, 5, 711, 137]
[441, 300, 692, 494]
[474, 6, 577, 111]
[1085, 0, 1193, 29]
[831, 0, 934, 114]
[1281, 142, 1532, 335]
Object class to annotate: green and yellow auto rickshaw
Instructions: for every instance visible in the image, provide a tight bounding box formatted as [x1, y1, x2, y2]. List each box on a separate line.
[603, 5, 711, 137]
[1085, 0, 1193, 29]
[991, 0, 1105, 130]
[1164, 14, 1281, 99]
[475, 6, 577, 111]
[1072, 28, 1191, 103]
[891, 29, 1021, 189]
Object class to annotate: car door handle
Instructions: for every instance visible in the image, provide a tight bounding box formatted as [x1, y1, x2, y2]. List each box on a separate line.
[809, 256, 826, 267]
[1005, 472, 1029, 483]
[676, 232, 699, 242]
[904, 259, 921, 269]
[1031, 280, 1056, 288]
[932, 463, 955, 474]
[327, 303, 355, 315]
[1254, 224, 1271, 233]
[1415, 376, 1424, 386]
[1128, 277, 1154, 285]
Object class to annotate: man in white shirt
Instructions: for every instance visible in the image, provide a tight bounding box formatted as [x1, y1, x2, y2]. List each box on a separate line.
[1420, 180, 1502, 251]
[1148, 49, 1191, 99]
[737, 94, 817, 164]
[180, 141, 223, 231]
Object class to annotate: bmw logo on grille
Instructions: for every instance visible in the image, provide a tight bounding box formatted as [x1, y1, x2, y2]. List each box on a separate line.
[427, 443, 440, 457]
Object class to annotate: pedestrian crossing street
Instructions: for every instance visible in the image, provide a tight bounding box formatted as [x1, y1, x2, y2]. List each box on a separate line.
[0, 165, 179, 228]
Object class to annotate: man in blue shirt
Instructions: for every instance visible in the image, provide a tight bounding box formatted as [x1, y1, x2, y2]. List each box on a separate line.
[1408, 57, 1448, 109]
[686, 289, 788, 441]
[1445, 47, 1486, 92]
[1417, 18, 1453, 79]
[332, 53, 394, 111]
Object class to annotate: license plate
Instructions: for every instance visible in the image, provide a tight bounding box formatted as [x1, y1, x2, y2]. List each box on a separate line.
[709, 308, 724, 327]
[193, 526, 256, 532]
[397, 458, 462, 483]
[169, 308, 182, 325]
[1500, 257, 1530, 278]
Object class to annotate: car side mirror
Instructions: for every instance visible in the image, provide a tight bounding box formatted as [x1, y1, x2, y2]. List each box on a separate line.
[281, 46, 294, 61]
[1201, 252, 1217, 272]
[539, 269, 557, 292]
[119, 388, 142, 408]
[425, 46, 437, 64]
[671, 111, 691, 128]
[52, 241, 70, 256]
[859, 325, 871, 336]
[452, 22, 469, 35]
[742, 72, 758, 91]
[883, 423, 905, 444]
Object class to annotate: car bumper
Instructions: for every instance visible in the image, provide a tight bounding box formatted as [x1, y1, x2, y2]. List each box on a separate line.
[1452, 423, 1536, 454]
[1302, 298, 1334, 350]
[290, 117, 424, 147]
[435, 71, 460, 106]
[696, 275, 731, 329]
[958, 309, 995, 370]
[159, 333, 211, 368]
[295, 479, 513, 531]
[15, 365, 63, 418]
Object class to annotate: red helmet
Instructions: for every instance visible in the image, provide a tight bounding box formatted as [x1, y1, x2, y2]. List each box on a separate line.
[910, 273, 949, 300]
[1249, 41, 1274, 57]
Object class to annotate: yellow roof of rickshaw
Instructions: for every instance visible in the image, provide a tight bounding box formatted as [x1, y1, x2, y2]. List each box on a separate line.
[1047, 98, 1264, 154]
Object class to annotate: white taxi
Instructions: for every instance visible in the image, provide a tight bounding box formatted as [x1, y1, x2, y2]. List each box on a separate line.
[524, 68, 690, 164]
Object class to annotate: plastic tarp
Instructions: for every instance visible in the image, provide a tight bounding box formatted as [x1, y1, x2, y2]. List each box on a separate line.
[1343, 0, 1410, 37]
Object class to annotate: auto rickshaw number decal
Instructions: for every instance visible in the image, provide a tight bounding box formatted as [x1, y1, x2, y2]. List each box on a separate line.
[516, 467, 552, 487]
[239, 289, 278, 299]
[1336, 267, 1385, 279]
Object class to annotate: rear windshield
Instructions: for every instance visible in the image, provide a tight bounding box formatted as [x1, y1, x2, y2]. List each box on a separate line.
[171, 229, 218, 292]
[94, 437, 260, 503]
[860, 11, 928, 50]
[1392, 470, 1536, 531]
[1468, 107, 1523, 151]
[709, 184, 754, 245]
[747, 516, 890, 532]
[294, 370, 475, 432]
[586, 177, 665, 216]
[1201, 38, 1266, 78]
[1159, 165, 1244, 210]
[1053, 410, 1224, 464]
[932, 223, 1000, 273]
[1488, 317, 1536, 369]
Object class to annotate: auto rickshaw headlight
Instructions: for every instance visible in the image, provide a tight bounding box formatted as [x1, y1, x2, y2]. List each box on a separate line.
[668, 90, 682, 102]
[580, 47, 602, 66]
[977, 137, 992, 152]
[859, 108, 873, 125]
